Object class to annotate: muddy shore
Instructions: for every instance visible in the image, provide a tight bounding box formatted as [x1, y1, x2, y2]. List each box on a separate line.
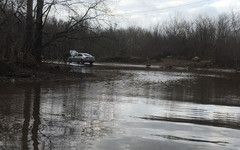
[0, 62, 94, 84]
[0, 60, 239, 84]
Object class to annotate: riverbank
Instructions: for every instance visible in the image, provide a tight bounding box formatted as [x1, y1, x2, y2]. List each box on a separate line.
[0, 61, 93, 83]
[98, 56, 239, 69]
[1, 59, 239, 84]
[98, 57, 240, 73]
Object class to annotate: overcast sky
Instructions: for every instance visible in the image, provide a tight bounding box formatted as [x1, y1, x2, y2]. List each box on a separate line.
[111, 0, 240, 28]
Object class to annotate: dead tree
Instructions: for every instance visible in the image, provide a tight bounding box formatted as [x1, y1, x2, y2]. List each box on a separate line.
[22, 0, 33, 59]
[32, 0, 111, 64]
[33, 0, 44, 64]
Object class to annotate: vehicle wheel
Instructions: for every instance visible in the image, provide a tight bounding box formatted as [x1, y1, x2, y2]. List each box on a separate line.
[81, 59, 85, 64]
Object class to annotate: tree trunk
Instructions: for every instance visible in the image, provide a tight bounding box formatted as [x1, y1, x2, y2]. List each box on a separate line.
[33, 0, 44, 64]
[22, 0, 33, 59]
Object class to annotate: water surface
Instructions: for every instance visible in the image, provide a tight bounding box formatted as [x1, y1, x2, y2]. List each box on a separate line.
[1, 66, 240, 150]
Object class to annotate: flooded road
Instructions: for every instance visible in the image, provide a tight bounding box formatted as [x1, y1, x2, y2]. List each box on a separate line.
[1, 65, 240, 150]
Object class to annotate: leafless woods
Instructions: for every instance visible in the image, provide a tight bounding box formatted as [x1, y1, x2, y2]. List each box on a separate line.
[0, 0, 111, 64]
[0, 0, 240, 68]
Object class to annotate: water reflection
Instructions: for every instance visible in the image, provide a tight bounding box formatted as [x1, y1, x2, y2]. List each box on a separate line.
[22, 87, 31, 150]
[111, 70, 240, 106]
[32, 84, 41, 150]
[0, 81, 117, 149]
[161, 75, 240, 106]
[70, 65, 93, 73]
[37, 81, 116, 149]
[0, 68, 240, 150]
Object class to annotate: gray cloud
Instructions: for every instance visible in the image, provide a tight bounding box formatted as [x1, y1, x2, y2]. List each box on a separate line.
[114, 0, 240, 28]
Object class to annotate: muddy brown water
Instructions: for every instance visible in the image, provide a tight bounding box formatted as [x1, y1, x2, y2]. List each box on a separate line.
[1, 64, 240, 150]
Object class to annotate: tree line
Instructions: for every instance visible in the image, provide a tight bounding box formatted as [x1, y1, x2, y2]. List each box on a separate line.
[41, 12, 240, 68]
[1, 0, 240, 68]
[91, 12, 240, 68]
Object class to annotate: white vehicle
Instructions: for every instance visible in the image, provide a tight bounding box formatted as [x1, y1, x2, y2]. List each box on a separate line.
[68, 51, 95, 65]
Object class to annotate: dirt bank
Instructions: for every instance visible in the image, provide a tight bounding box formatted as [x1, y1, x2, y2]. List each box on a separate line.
[0, 61, 93, 83]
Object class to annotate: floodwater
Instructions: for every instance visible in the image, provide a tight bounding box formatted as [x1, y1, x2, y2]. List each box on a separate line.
[1, 64, 240, 150]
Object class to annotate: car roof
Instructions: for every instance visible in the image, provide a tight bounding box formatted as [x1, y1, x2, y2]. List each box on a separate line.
[80, 53, 92, 55]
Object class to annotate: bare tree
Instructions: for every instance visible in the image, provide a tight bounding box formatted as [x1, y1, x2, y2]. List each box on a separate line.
[32, 0, 44, 63]
[32, 0, 112, 64]
[0, 0, 25, 61]
[22, 0, 33, 59]
[230, 11, 240, 71]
